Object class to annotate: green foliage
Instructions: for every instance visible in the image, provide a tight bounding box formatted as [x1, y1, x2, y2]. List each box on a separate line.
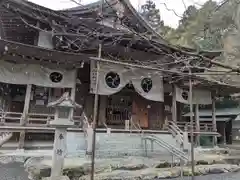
[140, 0, 164, 31]
[139, 0, 240, 50]
[167, 0, 220, 49]
[164, 0, 239, 51]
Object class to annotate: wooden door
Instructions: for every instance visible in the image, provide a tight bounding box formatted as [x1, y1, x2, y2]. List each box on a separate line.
[132, 96, 148, 128]
[10, 101, 24, 124]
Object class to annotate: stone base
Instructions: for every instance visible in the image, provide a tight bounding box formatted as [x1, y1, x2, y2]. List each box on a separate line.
[16, 148, 25, 152]
[42, 176, 70, 180]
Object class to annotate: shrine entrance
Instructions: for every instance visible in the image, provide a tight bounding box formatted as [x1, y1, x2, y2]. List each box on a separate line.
[132, 95, 149, 128]
[105, 90, 151, 129]
[106, 92, 132, 127]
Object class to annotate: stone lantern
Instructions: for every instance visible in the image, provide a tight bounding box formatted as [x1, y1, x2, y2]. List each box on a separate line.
[46, 92, 81, 180]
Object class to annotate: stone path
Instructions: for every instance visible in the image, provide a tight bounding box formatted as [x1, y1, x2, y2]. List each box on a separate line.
[0, 147, 238, 180]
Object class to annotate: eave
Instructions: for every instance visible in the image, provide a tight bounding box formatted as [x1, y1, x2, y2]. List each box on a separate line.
[0, 39, 89, 68]
[178, 74, 240, 95]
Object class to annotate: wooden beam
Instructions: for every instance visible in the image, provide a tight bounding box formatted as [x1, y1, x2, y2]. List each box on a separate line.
[102, 45, 164, 62]
[18, 84, 32, 149]
[0, 39, 90, 65]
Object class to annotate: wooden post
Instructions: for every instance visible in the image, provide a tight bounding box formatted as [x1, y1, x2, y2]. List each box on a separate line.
[98, 95, 107, 126]
[223, 123, 226, 145]
[195, 104, 200, 146]
[211, 92, 217, 146]
[189, 70, 195, 180]
[18, 84, 32, 149]
[91, 44, 102, 180]
[172, 85, 177, 122]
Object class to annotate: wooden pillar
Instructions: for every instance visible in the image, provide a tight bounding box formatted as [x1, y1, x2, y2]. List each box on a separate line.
[211, 92, 217, 146]
[223, 123, 226, 145]
[172, 85, 177, 122]
[18, 84, 32, 149]
[195, 104, 200, 146]
[70, 70, 77, 119]
[98, 95, 107, 126]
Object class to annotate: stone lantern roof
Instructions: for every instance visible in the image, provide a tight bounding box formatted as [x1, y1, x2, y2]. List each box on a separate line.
[47, 92, 82, 109]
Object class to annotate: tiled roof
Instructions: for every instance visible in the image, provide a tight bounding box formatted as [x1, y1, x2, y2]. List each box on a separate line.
[184, 107, 240, 117]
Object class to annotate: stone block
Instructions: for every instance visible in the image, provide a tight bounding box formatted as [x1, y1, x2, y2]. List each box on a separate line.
[66, 132, 179, 158]
[42, 176, 70, 180]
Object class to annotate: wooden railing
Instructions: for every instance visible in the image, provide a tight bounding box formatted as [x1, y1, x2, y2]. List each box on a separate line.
[0, 111, 83, 127]
[175, 121, 214, 132]
[0, 112, 215, 135]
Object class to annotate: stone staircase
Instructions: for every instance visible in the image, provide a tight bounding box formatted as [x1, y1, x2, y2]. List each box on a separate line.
[141, 134, 188, 162]
[66, 130, 185, 159]
[65, 114, 189, 159]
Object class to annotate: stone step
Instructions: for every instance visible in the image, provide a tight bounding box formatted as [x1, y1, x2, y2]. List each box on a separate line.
[0, 132, 13, 147]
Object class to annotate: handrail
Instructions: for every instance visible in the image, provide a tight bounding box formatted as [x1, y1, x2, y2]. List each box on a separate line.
[169, 121, 184, 135]
[102, 122, 108, 129]
[168, 121, 184, 144]
[148, 134, 187, 159]
[169, 124, 183, 137]
[169, 125, 184, 144]
[142, 135, 188, 161]
[130, 117, 142, 133]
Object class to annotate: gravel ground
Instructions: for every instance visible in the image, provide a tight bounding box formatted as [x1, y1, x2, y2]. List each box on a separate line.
[2, 162, 240, 180]
[0, 162, 29, 180]
[168, 172, 240, 180]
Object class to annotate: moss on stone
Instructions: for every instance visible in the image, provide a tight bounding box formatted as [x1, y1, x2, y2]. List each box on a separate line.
[183, 170, 202, 176]
[155, 162, 171, 168]
[63, 167, 85, 180]
[196, 160, 209, 165]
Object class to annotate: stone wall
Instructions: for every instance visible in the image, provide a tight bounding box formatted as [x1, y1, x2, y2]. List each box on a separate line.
[66, 131, 179, 159]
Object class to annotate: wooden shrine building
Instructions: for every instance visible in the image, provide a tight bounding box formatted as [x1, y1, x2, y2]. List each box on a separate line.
[0, 0, 239, 148]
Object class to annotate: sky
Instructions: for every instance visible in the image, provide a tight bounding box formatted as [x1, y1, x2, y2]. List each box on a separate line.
[28, 0, 221, 28]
